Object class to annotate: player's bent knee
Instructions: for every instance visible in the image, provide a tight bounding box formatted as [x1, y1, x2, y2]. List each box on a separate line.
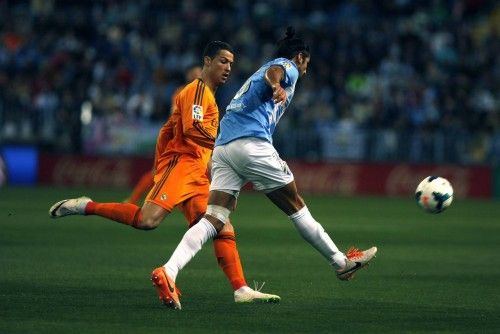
[206, 205, 231, 225]
[137, 204, 168, 230]
[136, 215, 162, 230]
[204, 215, 225, 232]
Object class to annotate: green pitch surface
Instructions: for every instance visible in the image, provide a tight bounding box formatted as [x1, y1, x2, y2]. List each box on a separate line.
[1, 186, 499, 333]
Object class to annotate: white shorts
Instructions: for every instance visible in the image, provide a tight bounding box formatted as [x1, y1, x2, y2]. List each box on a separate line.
[210, 137, 294, 195]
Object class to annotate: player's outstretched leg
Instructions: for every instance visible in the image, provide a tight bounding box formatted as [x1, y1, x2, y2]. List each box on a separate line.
[336, 246, 378, 281]
[49, 197, 145, 228]
[267, 181, 378, 281]
[49, 196, 92, 218]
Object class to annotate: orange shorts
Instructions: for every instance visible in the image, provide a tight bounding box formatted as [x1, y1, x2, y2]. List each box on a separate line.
[146, 154, 209, 226]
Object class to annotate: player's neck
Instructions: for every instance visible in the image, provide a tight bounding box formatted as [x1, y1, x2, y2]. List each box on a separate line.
[200, 72, 217, 94]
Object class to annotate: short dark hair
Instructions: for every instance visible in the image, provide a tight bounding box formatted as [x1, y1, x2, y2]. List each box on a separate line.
[202, 41, 234, 59]
[276, 26, 310, 59]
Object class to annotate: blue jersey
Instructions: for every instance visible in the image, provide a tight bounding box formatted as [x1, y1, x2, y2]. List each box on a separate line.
[216, 58, 299, 146]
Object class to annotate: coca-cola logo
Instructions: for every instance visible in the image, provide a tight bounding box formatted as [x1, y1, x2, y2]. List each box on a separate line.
[52, 157, 131, 187]
[290, 162, 359, 195]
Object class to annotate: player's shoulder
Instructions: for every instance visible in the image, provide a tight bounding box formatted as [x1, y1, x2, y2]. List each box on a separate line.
[268, 58, 299, 83]
[181, 79, 203, 95]
[269, 57, 295, 69]
[180, 79, 213, 104]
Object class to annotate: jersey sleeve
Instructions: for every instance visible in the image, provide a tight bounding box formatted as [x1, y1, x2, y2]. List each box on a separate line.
[274, 59, 299, 88]
[181, 80, 218, 149]
[154, 105, 180, 169]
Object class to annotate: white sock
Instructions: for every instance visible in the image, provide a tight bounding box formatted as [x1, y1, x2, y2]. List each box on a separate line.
[164, 218, 217, 281]
[289, 206, 346, 269]
[235, 286, 252, 294]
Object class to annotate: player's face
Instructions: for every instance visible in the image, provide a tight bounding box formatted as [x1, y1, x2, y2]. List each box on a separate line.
[297, 53, 310, 77]
[208, 49, 234, 85]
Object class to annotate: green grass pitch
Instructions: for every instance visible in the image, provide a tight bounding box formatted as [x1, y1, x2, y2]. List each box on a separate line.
[1, 186, 499, 333]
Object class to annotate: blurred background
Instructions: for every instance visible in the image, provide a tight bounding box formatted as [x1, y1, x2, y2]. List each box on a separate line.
[0, 0, 498, 198]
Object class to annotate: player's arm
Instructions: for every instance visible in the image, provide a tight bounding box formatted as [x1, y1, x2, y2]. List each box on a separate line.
[156, 106, 179, 151]
[170, 86, 182, 114]
[184, 117, 216, 149]
[264, 65, 287, 104]
[159, 115, 176, 143]
[181, 83, 217, 149]
[183, 115, 217, 149]
[153, 102, 181, 173]
[152, 120, 172, 174]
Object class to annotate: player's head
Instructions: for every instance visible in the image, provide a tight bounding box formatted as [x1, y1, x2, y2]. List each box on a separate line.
[202, 41, 234, 86]
[276, 27, 310, 77]
[184, 64, 202, 83]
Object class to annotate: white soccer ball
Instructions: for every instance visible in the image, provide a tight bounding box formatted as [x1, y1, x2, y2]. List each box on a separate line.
[415, 176, 454, 214]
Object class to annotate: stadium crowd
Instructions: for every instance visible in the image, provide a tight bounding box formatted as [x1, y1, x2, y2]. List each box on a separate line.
[0, 0, 498, 163]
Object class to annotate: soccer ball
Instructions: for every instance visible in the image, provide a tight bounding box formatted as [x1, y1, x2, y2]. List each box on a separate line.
[415, 176, 453, 213]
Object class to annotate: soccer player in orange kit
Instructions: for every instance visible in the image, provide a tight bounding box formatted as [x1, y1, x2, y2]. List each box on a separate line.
[49, 41, 280, 305]
[124, 65, 202, 206]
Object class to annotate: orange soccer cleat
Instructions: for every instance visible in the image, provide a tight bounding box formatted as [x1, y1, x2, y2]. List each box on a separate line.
[151, 267, 182, 310]
[336, 246, 377, 281]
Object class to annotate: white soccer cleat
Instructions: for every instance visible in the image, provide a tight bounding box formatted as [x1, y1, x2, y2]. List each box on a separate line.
[49, 196, 92, 218]
[336, 246, 377, 281]
[234, 286, 281, 304]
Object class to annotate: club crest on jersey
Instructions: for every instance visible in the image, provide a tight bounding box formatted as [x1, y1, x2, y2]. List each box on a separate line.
[192, 104, 203, 121]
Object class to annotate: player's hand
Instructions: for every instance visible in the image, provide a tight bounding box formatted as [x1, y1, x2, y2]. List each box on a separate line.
[272, 84, 287, 104]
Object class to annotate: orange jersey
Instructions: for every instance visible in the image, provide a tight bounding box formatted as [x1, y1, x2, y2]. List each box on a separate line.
[155, 79, 218, 171]
[171, 86, 183, 112]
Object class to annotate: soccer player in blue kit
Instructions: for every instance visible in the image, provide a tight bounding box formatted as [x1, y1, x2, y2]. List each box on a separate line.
[151, 27, 378, 309]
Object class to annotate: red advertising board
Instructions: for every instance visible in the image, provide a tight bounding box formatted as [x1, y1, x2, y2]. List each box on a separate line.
[38, 154, 492, 198]
[38, 154, 153, 188]
[288, 161, 492, 199]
